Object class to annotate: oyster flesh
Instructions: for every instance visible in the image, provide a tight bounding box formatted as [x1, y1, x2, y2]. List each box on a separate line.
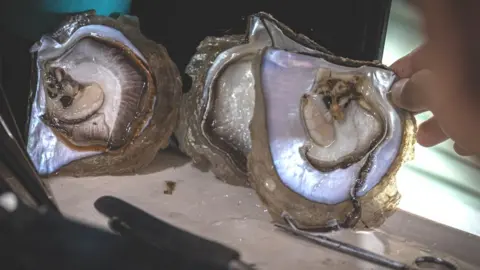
[27, 11, 182, 176]
[175, 12, 331, 186]
[248, 48, 416, 231]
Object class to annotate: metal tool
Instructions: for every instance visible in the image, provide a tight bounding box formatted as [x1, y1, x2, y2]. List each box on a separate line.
[0, 81, 254, 270]
[0, 73, 459, 270]
[0, 84, 58, 211]
[275, 213, 457, 270]
[0, 190, 256, 270]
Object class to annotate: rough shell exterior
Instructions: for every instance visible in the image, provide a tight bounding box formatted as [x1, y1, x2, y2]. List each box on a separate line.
[175, 35, 249, 186]
[175, 12, 334, 187]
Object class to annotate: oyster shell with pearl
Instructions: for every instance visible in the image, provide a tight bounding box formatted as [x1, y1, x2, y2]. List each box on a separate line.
[248, 48, 416, 231]
[27, 11, 182, 176]
[175, 12, 331, 186]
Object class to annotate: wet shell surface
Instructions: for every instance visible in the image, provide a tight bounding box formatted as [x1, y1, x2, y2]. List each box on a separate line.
[27, 11, 182, 176]
[175, 12, 331, 186]
[248, 47, 416, 231]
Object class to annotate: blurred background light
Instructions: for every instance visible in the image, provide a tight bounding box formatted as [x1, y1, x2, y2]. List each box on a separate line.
[383, 0, 480, 236]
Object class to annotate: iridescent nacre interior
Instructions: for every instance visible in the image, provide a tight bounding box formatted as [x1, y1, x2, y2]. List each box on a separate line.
[176, 12, 332, 185]
[29, 24, 150, 175]
[247, 46, 416, 231]
[27, 13, 181, 176]
[42, 37, 148, 150]
[259, 48, 401, 204]
[209, 55, 255, 157]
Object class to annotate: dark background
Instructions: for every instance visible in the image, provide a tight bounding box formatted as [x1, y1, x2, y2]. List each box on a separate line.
[0, 0, 392, 138]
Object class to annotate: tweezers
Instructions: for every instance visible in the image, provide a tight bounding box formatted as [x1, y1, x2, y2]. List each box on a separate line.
[275, 214, 457, 270]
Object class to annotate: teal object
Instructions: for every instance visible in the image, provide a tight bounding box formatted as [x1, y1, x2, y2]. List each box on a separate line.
[0, 0, 131, 41]
[39, 0, 131, 15]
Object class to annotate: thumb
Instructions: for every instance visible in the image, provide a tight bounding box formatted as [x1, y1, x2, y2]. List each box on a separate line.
[390, 44, 429, 79]
[390, 70, 433, 112]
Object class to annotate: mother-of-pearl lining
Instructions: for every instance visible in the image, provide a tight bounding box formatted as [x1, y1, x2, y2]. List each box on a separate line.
[28, 25, 147, 175]
[261, 48, 401, 204]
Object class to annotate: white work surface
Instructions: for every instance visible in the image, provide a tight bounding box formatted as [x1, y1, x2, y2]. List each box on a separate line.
[41, 2, 480, 269]
[48, 149, 479, 270]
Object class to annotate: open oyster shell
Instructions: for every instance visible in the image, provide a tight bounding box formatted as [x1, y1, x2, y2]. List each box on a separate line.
[27, 11, 182, 176]
[248, 48, 416, 231]
[175, 12, 331, 186]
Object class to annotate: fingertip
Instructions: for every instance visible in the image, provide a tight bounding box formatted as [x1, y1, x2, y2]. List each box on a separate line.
[453, 143, 474, 156]
[390, 78, 409, 108]
[416, 117, 448, 147]
[390, 45, 427, 78]
[390, 77, 427, 113]
[415, 128, 430, 146]
[390, 57, 412, 78]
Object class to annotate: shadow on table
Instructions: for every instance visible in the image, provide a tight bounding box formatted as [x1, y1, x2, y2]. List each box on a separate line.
[137, 147, 191, 175]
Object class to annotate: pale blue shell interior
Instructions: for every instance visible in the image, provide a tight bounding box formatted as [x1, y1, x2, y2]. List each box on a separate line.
[27, 24, 146, 175]
[259, 48, 402, 204]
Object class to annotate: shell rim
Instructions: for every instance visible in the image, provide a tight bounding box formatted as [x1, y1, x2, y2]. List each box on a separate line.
[247, 47, 417, 230]
[191, 12, 336, 179]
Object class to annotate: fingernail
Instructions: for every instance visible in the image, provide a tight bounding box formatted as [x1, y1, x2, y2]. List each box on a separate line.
[391, 78, 409, 108]
[416, 125, 434, 146]
[390, 78, 427, 112]
[416, 119, 448, 147]
[453, 143, 474, 156]
[416, 128, 427, 146]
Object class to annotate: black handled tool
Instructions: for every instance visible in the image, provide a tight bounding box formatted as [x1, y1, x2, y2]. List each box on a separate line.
[0, 81, 254, 270]
[94, 195, 254, 270]
[0, 190, 255, 270]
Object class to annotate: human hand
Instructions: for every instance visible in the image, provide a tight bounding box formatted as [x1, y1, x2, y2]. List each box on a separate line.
[389, 0, 480, 156]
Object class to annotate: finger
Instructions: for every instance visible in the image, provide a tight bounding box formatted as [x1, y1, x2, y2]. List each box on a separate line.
[391, 79, 425, 113]
[390, 45, 429, 79]
[453, 143, 475, 156]
[416, 116, 448, 147]
[390, 70, 433, 112]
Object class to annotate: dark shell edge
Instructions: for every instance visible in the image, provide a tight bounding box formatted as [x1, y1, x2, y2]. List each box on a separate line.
[247, 47, 417, 231]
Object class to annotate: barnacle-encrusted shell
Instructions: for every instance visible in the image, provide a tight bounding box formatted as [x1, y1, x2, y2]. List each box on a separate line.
[175, 12, 331, 186]
[248, 47, 416, 231]
[27, 11, 182, 176]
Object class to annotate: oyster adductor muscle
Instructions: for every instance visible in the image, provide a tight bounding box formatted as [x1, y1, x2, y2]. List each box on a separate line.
[27, 11, 182, 176]
[248, 48, 416, 231]
[175, 12, 331, 186]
